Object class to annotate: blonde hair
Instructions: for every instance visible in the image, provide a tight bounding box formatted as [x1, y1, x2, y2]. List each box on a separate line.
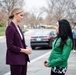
[9, 8, 23, 19]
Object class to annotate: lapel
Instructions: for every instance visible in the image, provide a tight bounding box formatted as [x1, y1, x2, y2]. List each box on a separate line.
[18, 26, 25, 40]
[10, 21, 23, 40]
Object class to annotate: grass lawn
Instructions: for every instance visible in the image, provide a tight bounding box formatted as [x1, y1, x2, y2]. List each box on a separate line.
[0, 27, 6, 36]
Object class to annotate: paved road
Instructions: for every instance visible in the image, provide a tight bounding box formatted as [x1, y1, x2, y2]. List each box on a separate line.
[0, 29, 51, 75]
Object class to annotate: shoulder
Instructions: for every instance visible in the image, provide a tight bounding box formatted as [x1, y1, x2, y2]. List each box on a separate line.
[6, 24, 15, 35]
[7, 21, 16, 30]
[6, 22, 15, 31]
[6, 25, 14, 32]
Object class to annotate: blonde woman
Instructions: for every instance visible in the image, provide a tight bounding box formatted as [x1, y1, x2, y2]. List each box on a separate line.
[5, 8, 32, 75]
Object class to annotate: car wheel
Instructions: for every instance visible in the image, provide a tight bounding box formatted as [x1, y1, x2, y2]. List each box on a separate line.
[31, 46, 35, 49]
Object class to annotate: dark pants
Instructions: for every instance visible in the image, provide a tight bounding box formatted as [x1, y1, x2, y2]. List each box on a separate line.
[74, 39, 76, 50]
[10, 65, 27, 75]
[51, 70, 65, 75]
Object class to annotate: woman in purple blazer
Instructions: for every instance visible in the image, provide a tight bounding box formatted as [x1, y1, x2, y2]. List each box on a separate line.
[5, 8, 32, 75]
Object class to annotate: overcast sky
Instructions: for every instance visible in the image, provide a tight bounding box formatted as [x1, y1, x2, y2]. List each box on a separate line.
[23, 0, 48, 12]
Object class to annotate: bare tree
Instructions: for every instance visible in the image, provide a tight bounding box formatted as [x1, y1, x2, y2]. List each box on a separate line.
[31, 7, 46, 26]
[0, 10, 7, 27]
[0, 0, 24, 13]
[0, 0, 25, 23]
[44, 0, 58, 25]
[45, 0, 76, 24]
[23, 12, 36, 28]
[23, 8, 46, 28]
[66, 0, 76, 24]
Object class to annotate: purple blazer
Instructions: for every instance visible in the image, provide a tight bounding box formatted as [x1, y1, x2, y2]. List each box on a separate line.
[6, 21, 29, 65]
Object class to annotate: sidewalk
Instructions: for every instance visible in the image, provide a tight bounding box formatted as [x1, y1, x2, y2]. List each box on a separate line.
[27, 51, 76, 75]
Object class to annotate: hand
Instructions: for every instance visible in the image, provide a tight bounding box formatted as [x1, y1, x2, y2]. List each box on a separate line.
[25, 48, 32, 55]
[26, 47, 32, 51]
[44, 63, 48, 67]
[26, 47, 32, 54]
[20, 48, 32, 55]
[44, 61, 48, 67]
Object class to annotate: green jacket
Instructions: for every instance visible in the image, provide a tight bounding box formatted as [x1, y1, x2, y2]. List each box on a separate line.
[48, 38, 72, 67]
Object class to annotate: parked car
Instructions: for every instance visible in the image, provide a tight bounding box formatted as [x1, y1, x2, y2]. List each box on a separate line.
[30, 30, 56, 49]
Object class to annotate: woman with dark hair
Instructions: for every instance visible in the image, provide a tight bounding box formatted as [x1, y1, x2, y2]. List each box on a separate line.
[44, 19, 74, 75]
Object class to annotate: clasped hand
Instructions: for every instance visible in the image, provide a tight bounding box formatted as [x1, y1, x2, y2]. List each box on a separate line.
[44, 61, 48, 67]
[25, 47, 32, 54]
